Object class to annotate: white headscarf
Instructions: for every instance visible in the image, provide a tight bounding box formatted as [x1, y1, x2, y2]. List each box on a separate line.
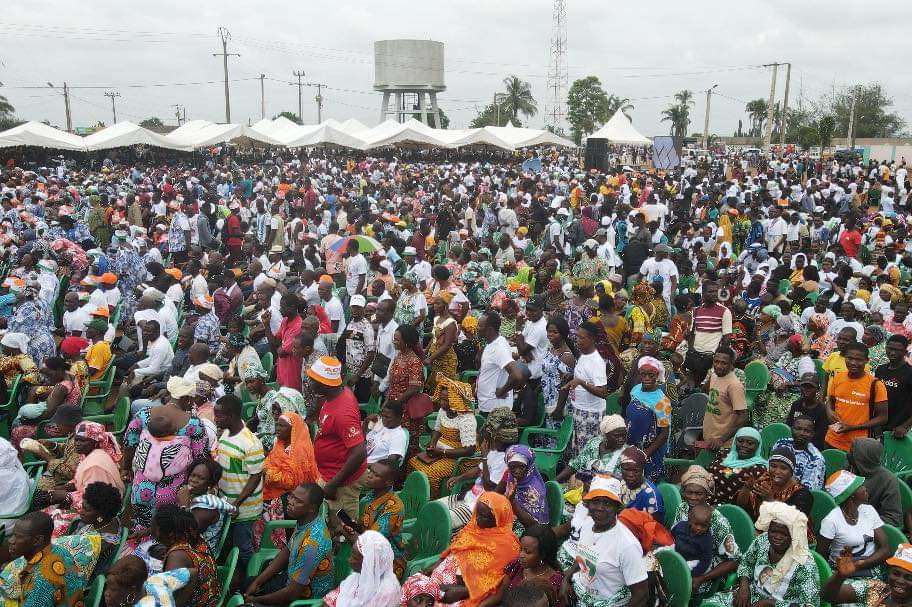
[333, 531, 400, 607]
[1, 332, 30, 354]
[637, 355, 666, 384]
[0, 437, 30, 525]
[754, 502, 810, 594]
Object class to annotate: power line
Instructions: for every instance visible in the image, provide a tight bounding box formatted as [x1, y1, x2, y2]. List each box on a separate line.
[1, 77, 261, 90]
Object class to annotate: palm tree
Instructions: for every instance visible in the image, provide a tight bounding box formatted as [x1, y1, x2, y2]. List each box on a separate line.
[0, 95, 14, 116]
[674, 89, 694, 108]
[745, 99, 768, 137]
[661, 105, 688, 138]
[606, 95, 634, 119]
[501, 75, 538, 122]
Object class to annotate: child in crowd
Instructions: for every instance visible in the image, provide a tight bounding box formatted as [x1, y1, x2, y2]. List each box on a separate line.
[364, 401, 408, 468]
[671, 502, 715, 577]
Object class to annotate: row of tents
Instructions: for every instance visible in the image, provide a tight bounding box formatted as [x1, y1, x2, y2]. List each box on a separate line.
[0, 111, 652, 153]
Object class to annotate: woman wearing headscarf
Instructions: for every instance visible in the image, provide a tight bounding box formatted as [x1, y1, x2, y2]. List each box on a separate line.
[627, 282, 656, 346]
[763, 314, 796, 363]
[394, 272, 428, 329]
[427, 492, 520, 607]
[822, 541, 912, 607]
[323, 530, 402, 607]
[0, 332, 40, 390]
[617, 446, 665, 523]
[426, 293, 459, 390]
[625, 356, 671, 482]
[502, 444, 549, 534]
[702, 502, 820, 607]
[862, 324, 890, 370]
[406, 376, 477, 498]
[244, 368, 307, 450]
[557, 414, 629, 483]
[708, 427, 768, 505]
[38, 420, 124, 537]
[8, 281, 56, 367]
[808, 312, 836, 358]
[561, 281, 595, 343]
[671, 466, 740, 600]
[737, 445, 812, 522]
[221, 332, 262, 388]
[756, 334, 816, 430]
[753, 304, 781, 354]
[399, 574, 441, 607]
[0, 436, 30, 530]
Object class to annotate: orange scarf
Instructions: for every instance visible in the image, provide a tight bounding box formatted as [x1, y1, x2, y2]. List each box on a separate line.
[619, 508, 674, 554]
[263, 412, 319, 500]
[442, 492, 519, 607]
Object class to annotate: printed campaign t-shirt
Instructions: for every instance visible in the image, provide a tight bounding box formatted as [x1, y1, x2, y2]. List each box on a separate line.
[571, 519, 647, 599]
[825, 371, 887, 451]
[703, 370, 747, 446]
[314, 388, 367, 483]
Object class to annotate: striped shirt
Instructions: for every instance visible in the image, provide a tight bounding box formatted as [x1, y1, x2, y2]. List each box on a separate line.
[213, 427, 265, 521]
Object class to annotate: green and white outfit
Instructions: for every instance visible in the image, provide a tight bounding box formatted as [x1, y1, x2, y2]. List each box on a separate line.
[671, 502, 740, 597]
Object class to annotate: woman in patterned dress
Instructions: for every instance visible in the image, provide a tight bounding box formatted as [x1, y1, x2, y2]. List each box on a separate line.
[707, 427, 768, 506]
[562, 281, 595, 344]
[426, 293, 458, 390]
[822, 543, 912, 607]
[393, 272, 427, 329]
[624, 356, 672, 483]
[8, 282, 56, 367]
[385, 325, 426, 459]
[154, 506, 221, 607]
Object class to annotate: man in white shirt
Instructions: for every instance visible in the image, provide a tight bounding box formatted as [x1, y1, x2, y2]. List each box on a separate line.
[766, 208, 788, 254]
[516, 298, 549, 380]
[60, 292, 89, 337]
[344, 239, 368, 298]
[372, 300, 399, 394]
[365, 403, 408, 466]
[638, 244, 679, 308]
[403, 247, 432, 290]
[497, 199, 519, 237]
[318, 279, 346, 334]
[128, 320, 174, 386]
[476, 311, 526, 413]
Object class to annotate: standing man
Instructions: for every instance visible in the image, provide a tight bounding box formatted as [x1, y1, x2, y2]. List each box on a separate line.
[264, 293, 303, 392]
[825, 342, 889, 452]
[876, 335, 912, 438]
[476, 311, 526, 414]
[225, 202, 244, 261]
[372, 299, 399, 397]
[702, 346, 747, 450]
[638, 243, 678, 309]
[213, 393, 264, 577]
[344, 239, 367, 301]
[308, 356, 367, 532]
[336, 294, 375, 402]
[686, 280, 732, 385]
[167, 200, 193, 265]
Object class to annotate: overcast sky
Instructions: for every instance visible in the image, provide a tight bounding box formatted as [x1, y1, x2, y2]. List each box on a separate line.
[2, 0, 910, 137]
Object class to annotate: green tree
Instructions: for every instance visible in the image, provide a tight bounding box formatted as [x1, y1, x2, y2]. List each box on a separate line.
[797, 124, 819, 150]
[139, 117, 164, 129]
[606, 94, 634, 119]
[566, 76, 610, 144]
[817, 115, 836, 148]
[745, 99, 768, 137]
[0, 95, 14, 116]
[411, 108, 449, 129]
[501, 75, 538, 122]
[661, 104, 689, 138]
[469, 103, 515, 128]
[830, 83, 906, 138]
[274, 111, 301, 123]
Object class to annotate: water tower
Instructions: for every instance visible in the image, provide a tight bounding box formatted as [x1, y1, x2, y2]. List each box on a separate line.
[374, 39, 445, 127]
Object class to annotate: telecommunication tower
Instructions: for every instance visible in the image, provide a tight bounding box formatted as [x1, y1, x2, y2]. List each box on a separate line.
[546, 0, 568, 131]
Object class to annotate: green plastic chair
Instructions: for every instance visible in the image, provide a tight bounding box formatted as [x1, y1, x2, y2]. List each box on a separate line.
[399, 471, 431, 538]
[0, 374, 22, 438]
[882, 431, 912, 480]
[216, 547, 238, 607]
[811, 551, 833, 607]
[760, 423, 791, 458]
[657, 483, 682, 529]
[605, 391, 622, 416]
[717, 504, 755, 552]
[82, 364, 116, 416]
[411, 500, 452, 560]
[546, 480, 563, 527]
[778, 278, 793, 297]
[223, 594, 245, 607]
[405, 554, 441, 577]
[656, 549, 692, 607]
[743, 360, 770, 410]
[810, 489, 837, 535]
[519, 416, 573, 480]
[822, 449, 848, 480]
[215, 517, 233, 559]
[84, 395, 130, 435]
[359, 394, 382, 417]
[882, 523, 907, 555]
[898, 478, 912, 516]
[246, 519, 297, 577]
[260, 351, 275, 380]
[86, 575, 105, 607]
[814, 358, 826, 386]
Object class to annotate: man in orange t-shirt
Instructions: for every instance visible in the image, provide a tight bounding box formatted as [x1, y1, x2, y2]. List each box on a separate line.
[825, 341, 888, 451]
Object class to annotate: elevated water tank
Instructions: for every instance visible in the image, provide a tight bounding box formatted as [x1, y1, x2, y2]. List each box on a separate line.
[374, 40, 445, 127]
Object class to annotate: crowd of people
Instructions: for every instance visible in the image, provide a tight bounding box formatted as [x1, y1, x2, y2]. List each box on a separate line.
[0, 142, 910, 607]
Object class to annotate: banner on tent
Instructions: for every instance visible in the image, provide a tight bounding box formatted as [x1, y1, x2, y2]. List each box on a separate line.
[521, 157, 542, 173]
[652, 136, 682, 170]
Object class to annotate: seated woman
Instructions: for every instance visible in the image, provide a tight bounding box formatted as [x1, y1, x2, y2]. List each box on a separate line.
[500, 444, 550, 535]
[756, 335, 815, 429]
[244, 370, 307, 452]
[703, 502, 819, 607]
[483, 524, 564, 607]
[36, 420, 125, 537]
[670, 466, 740, 599]
[617, 446, 665, 523]
[0, 512, 102, 607]
[708, 427, 768, 505]
[0, 437, 30, 530]
[0, 331, 40, 394]
[426, 492, 520, 606]
[71, 481, 124, 576]
[661, 294, 692, 355]
[176, 458, 236, 557]
[555, 414, 629, 484]
[322, 530, 402, 607]
[343, 459, 406, 580]
[737, 445, 812, 522]
[625, 356, 671, 482]
[406, 376, 477, 498]
[823, 543, 912, 607]
[152, 505, 221, 607]
[255, 410, 318, 551]
[104, 556, 195, 607]
[558, 475, 650, 607]
[11, 356, 83, 447]
[817, 470, 890, 578]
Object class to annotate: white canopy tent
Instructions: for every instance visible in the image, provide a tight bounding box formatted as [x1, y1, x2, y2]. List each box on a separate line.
[0, 121, 88, 151]
[587, 112, 652, 145]
[84, 121, 193, 151]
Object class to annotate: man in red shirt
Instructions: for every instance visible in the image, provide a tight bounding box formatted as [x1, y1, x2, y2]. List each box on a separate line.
[225, 202, 243, 261]
[838, 218, 862, 259]
[308, 355, 367, 531]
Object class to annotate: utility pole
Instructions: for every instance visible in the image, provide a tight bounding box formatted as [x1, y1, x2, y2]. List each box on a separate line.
[779, 62, 792, 147]
[847, 89, 858, 150]
[104, 91, 121, 124]
[313, 83, 324, 123]
[494, 92, 507, 126]
[292, 71, 305, 124]
[212, 27, 240, 123]
[47, 82, 72, 132]
[702, 84, 718, 149]
[172, 104, 184, 127]
[763, 63, 779, 152]
[259, 74, 266, 119]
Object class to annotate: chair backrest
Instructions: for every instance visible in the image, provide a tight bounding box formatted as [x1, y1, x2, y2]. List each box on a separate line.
[716, 504, 756, 552]
[546, 480, 563, 527]
[813, 551, 833, 607]
[333, 540, 352, 585]
[882, 523, 907, 554]
[215, 517, 233, 559]
[216, 547, 239, 607]
[657, 483, 682, 529]
[670, 392, 708, 457]
[822, 449, 848, 480]
[882, 431, 912, 477]
[413, 500, 452, 559]
[399, 471, 431, 521]
[898, 478, 912, 515]
[86, 575, 105, 607]
[605, 391, 622, 416]
[810, 489, 837, 535]
[223, 594, 245, 607]
[814, 358, 825, 385]
[555, 416, 574, 450]
[656, 549, 692, 607]
[743, 360, 770, 391]
[760, 423, 792, 458]
[260, 351, 274, 376]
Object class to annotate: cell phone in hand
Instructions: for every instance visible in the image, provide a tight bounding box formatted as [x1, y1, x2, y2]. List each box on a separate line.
[337, 508, 364, 534]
